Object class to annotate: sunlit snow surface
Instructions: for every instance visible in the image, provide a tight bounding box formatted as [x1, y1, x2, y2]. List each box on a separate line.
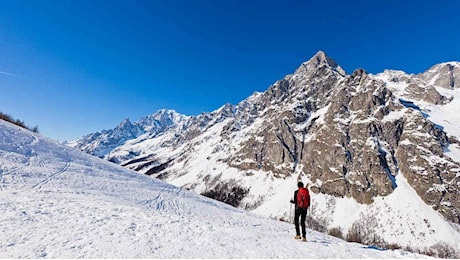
[0, 120, 427, 258]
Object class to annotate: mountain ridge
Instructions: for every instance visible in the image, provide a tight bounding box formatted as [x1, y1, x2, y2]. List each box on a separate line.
[69, 51, 460, 255]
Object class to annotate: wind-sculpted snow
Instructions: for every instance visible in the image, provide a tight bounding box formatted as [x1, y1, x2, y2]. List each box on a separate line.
[0, 120, 427, 258]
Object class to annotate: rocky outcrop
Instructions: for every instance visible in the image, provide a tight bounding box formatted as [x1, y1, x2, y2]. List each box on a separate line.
[405, 83, 450, 105]
[396, 109, 460, 223]
[419, 62, 460, 89]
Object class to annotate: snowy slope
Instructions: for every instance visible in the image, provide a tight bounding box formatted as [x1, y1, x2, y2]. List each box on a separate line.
[0, 120, 428, 258]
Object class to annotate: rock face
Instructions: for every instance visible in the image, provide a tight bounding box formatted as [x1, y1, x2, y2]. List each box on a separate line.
[70, 51, 460, 252]
[396, 110, 459, 223]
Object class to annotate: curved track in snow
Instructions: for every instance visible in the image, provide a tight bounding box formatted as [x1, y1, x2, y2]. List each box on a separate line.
[28, 150, 71, 190]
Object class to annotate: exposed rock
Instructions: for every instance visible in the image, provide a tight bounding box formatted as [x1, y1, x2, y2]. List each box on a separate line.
[405, 83, 450, 105]
[396, 109, 460, 223]
[419, 62, 460, 89]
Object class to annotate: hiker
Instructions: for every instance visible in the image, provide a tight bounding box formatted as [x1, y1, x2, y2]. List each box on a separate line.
[290, 181, 310, 241]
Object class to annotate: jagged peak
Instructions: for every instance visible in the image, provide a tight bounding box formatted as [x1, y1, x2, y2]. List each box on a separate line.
[309, 50, 338, 68]
[213, 103, 236, 120]
[153, 108, 181, 117]
[295, 50, 346, 76]
[427, 61, 460, 70]
[380, 69, 410, 76]
[217, 102, 235, 112]
[145, 109, 189, 123]
[419, 61, 460, 89]
[116, 118, 133, 129]
[351, 68, 368, 76]
[220, 102, 234, 109]
[134, 109, 189, 133]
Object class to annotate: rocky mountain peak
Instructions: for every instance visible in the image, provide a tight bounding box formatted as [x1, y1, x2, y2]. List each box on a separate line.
[151, 109, 185, 122]
[112, 118, 143, 142]
[419, 61, 460, 89]
[295, 50, 346, 76]
[116, 118, 134, 130]
[310, 50, 337, 68]
[137, 109, 188, 132]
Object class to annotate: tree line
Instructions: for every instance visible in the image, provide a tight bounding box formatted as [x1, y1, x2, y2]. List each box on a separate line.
[0, 112, 39, 133]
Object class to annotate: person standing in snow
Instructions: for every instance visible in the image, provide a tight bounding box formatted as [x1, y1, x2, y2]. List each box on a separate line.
[290, 181, 310, 241]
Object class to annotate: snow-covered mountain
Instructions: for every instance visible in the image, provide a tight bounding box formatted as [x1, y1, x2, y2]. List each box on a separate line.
[70, 51, 460, 257]
[0, 119, 430, 258]
[67, 109, 189, 160]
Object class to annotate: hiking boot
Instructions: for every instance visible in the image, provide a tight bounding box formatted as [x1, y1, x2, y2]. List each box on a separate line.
[302, 237, 307, 242]
[294, 235, 301, 239]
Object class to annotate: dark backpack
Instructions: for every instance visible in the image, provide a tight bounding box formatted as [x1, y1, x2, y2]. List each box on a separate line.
[297, 187, 310, 209]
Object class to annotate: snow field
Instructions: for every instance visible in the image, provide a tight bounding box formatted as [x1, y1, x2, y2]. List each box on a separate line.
[0, 120, 429, 258]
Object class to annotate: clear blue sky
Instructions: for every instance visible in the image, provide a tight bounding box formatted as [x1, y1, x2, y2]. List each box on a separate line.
[1, 0, 459, 141]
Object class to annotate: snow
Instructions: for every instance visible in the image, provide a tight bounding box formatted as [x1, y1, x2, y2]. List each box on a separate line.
[382, 109, 405, 122]
[0, 120, 430, 258]
[422, 86, 460, 140]
[315, 194, 366, 229]
[446, 142, 460, 163]
[373, 173, 460, 249]
[375, 69, 460, 142]
[373, 70, 411, 97]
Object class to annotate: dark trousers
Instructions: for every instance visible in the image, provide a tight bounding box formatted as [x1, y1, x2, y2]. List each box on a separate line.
[294, 208, 308, 237]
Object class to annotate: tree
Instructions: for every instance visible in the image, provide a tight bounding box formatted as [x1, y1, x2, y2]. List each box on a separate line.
[0, 112, 39, 133]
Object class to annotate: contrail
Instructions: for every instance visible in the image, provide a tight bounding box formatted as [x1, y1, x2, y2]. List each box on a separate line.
[0, 70, 25, 78]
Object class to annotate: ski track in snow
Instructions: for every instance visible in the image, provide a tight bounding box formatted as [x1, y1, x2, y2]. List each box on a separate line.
[28, 150, 71, 190]
[0, 121, 429, 258]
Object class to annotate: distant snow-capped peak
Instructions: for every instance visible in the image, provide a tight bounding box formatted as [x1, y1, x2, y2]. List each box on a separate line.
[137, 109, 189, 132]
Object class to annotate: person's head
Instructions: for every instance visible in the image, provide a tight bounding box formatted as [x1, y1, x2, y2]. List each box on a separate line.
[297, 181, 304, 188]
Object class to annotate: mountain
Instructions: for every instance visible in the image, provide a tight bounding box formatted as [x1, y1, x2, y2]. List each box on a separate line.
[70, 51, 460, 257]
[0, 119, 431, 258]
[67, 109, 189, 161]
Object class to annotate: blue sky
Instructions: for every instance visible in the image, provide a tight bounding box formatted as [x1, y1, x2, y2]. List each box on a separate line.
[1, 0, 459, 141]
